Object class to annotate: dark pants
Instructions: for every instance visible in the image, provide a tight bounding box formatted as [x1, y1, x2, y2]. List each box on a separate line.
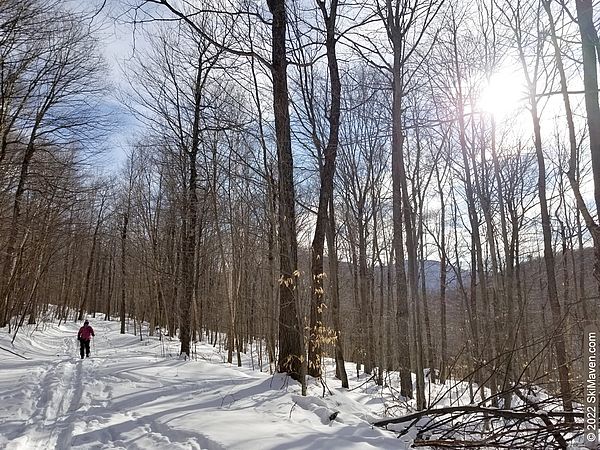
[80, 339, 91, 358]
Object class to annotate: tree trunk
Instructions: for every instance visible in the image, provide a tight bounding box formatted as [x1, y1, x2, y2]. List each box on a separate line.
[575, 0, 600, 289]
[529, 97, 573, 413]
[78, 195, 105, 321]
[327, 196, 348, 388]
[308, 0, 341, 378]
[391, 37, 414, 402]
[179, 53, 205, 357]
[268, 0, 304, 386]
[435, 166, 448, 383]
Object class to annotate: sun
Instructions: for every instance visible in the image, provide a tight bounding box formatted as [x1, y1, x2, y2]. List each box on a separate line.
[479, 69, 524, 118]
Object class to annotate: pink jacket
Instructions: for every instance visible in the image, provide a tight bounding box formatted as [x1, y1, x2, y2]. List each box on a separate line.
[78, 325, 95, 341]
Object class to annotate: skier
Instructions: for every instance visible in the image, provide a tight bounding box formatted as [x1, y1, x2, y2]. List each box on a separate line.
[77, 320, 95, 359]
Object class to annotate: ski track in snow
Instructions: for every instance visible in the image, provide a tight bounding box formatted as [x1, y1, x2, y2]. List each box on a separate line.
[2, 331, 83, 449]
[0, 319, 406, 450]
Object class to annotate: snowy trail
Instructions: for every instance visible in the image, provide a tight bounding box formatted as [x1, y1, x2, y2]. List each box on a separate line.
[0, 319, 404, 450]
[1, 325, 84, 449]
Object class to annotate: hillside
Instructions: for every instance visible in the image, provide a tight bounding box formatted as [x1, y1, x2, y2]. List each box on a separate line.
[0, 318, 411, 450]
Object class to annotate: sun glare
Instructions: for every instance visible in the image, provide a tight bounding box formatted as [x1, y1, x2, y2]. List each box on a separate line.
[479, 69, 524, 118]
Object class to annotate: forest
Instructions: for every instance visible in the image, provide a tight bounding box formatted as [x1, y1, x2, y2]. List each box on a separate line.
[1, 0, 599, 446]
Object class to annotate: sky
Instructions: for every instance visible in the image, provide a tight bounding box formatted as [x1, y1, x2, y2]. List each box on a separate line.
[65, 0, 145, 168]
[67, 0, 597, 222]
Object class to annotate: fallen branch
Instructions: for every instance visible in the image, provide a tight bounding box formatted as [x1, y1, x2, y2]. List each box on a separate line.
[372, 405, 583, 428]
[412, 438, 515, 448]
[348, 373, 376, 392]
[0, 344, 30, 360]
[514, 388, 568, 449]
[374, 403, 582, 449]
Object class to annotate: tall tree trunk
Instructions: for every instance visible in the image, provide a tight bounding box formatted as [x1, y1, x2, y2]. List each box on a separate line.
[358, 217, 373, 374]
[529, 97, 573, 413]
[179, 54, 204, 357]
[391, 35, 413, 402]
[489, 116, 517, 405]
[476, 119, 501, 406]
[268, 0, 304, 387]
[250, 47, 278, 371]
[308, 0, 341, 378]
[106, 243, 114, 321]
[575, 0, 600, 290]
[511, 2, 574, 410]
[120, 168, 134, 334]
[451, 19, 488, 400]
[373, 188, 385, 387]
[327, 197, 349, 388]
[393, 67, 425, 407]
[435, 165, 448, 383]
[78, 194, 106, 321]
[119, 207, 128, 334]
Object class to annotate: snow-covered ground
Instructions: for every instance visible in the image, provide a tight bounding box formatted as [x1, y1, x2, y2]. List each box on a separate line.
[0, 318, 412, 450]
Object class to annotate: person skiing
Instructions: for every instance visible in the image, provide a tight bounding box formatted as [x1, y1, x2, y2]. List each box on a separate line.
[77, 320, 95, 359]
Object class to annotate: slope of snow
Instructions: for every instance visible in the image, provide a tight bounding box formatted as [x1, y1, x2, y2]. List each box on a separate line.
[0, 318, 407, 450]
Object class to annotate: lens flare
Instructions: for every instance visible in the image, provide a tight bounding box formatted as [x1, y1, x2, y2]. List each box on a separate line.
[479, 69, 524, 118]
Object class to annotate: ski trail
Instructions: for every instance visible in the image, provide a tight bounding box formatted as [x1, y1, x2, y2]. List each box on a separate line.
[2, 319, 404, 449]
[2, 321, 231, 450]
[54, 359, 84, 449]
[6, 332, 84, 450]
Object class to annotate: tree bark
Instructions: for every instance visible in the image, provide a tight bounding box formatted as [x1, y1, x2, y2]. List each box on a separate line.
[529, 97, 573, 412]
[308, 0, 341, 379]
[268, 0, 304, 385]
[327, 196, 349, 388]
[390, 33, 414, 402]
[78, 193, 106, 321]
[574, 0, 600, 290]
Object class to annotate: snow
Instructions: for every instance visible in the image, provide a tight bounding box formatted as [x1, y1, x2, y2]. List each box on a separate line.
[0, 318, 407, 449]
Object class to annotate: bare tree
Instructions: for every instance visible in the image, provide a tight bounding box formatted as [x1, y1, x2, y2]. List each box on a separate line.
[573, 0, 600, 288]
[375, 0, 444, 408]
[498, 0, 573, 412]
[0, 1, 108, 326]
[265, 0, 305, 385]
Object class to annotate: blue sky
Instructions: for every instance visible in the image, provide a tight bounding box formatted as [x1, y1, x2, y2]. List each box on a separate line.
[68, 0, 144, 168]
